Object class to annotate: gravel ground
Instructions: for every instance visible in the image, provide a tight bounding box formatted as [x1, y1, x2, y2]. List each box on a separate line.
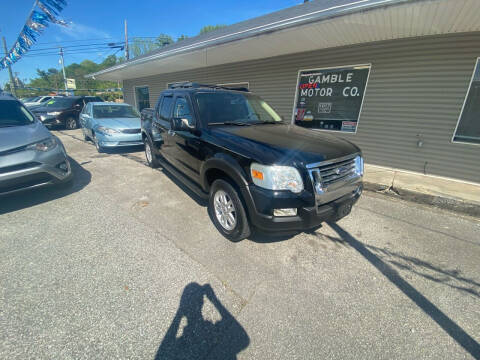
[0, 129, 479, 359]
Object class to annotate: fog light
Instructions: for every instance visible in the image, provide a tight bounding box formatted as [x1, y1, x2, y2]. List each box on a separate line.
[273, 208, 297, 217]
[57, 161, 69, 172]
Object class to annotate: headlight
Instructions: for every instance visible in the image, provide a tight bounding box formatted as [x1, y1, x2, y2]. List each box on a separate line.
[97, 126, 119, 135]
[250, 163, 304, 193]
[26, 137, 57, 152]
[46, 111, 61, 116]
[354, 155, 364, 176]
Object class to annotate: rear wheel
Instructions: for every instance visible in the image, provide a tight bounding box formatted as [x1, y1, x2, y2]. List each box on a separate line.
[144, 137, 159, 168]
[65, 117, 78, 130]
[208, 179, 250, 242]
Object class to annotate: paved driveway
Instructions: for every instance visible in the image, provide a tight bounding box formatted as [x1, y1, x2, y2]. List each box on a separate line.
[1, 130, 479, 359]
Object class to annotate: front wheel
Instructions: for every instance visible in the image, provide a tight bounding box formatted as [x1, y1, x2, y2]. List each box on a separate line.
[208, 179, 250, 242]
[65, 117, 78, 130]
[144, 137, 159, 168]
[93, 133, 103, 153]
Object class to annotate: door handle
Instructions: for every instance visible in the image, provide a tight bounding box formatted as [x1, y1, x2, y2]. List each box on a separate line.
[168, 130, 176, 136]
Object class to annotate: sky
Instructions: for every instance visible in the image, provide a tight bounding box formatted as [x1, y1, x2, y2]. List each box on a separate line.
[0, 0, 302, 86]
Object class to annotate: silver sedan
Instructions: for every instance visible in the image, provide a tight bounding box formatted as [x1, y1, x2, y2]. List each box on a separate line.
[0, 92, 72, 195]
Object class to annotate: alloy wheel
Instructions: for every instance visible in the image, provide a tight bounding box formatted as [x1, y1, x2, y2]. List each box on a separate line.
[145, 142, 152, 163]
[213, 190, 237, 231]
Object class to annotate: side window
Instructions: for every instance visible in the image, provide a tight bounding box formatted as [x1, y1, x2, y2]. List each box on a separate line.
[173, 97, 194, 126]
[453, 58, 480, 145]
[159, 96, 174, 121]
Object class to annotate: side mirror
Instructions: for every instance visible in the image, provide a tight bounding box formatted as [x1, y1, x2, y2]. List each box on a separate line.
[172, 117, 194, 131]
[75, 104, 82, 109]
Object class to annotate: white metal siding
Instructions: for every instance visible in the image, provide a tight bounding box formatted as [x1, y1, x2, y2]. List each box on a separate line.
[124, 32, 480, 183]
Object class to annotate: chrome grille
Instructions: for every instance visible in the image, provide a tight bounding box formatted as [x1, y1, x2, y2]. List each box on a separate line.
[121, 128, 141, 134]
[308, 156, 358, 191]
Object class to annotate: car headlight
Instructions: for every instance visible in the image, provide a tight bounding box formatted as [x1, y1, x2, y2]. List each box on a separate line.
[354, 155, 364, 176]
[250, 163, 304, 193]
[26, 137, 57, 152]
[46, 111, 61, 116]
[96, 126, 120, 135]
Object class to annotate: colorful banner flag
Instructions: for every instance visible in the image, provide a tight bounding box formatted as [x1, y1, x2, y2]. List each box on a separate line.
[1, 0, 68, 70]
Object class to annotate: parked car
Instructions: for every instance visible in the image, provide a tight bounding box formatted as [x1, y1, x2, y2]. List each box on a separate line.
[79, 102, 143, 152]
[20, 96, 38, 103]
[24, 95, 59, 108]
[0, 92, 72, 195]
[31, 96, 103, 130]
[141, 82, 364, 241]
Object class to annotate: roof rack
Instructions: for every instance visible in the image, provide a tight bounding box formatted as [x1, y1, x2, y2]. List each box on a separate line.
[168, 82, 249, 92]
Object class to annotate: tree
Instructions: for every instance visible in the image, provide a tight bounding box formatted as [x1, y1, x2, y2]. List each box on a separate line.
[130, 34, 174, 58]
[177, 34, 189, 42]
[156, 33, 174, 47]
[26, 55, 124, 94]
[199, 24, 226, 35]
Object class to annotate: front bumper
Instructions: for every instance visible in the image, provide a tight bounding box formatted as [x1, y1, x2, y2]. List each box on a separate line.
[37, 115, 63, 127]
[241, 182, 363, 233]
[95, 132, 143, 148]
[0, 142, 72, 195]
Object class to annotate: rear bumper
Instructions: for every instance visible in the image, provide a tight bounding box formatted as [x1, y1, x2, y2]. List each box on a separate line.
[241, 183, 363, 233]
[0, 144, 72, 195]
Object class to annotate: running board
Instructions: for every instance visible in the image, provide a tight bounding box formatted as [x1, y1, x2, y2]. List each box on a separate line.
[157, 157, 209, 201]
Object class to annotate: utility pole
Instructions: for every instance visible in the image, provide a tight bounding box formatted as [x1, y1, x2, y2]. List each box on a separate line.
[124, 19, 129, 60]
[59, 47, 68, 94]
[2, 36, 17, 96]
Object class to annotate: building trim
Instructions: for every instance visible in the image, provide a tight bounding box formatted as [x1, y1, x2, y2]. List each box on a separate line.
[86, 0, 413, 80]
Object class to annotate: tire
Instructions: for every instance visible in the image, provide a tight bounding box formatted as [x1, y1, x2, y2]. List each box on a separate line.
[144, 137, 159, 168]
[65, 117, 78, 130]
[83, 130, 90, 141]
[93, 133, 103, 153]
[208, 179, 251, 242]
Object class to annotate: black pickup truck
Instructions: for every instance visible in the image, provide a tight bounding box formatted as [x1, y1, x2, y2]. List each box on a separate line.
[141, 82, 363, 241]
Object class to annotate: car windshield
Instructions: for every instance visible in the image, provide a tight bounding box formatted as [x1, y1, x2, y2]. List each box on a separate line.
[24, 97, 38, 102]
[44, 97, 75, 108]
[195, 92, 282, 125]
[93, 105, 140, 118]
[0, 100, 35, 127]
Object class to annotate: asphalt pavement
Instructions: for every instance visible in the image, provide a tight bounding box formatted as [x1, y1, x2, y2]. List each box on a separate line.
[1, 129, 479, 359]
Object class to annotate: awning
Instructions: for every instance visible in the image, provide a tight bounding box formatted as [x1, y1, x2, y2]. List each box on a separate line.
[87, 0, 480, 81]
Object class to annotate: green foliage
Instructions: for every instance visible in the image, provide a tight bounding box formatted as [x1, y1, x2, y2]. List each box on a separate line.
[26, 55, 122, 95]
[199, 24, 226, 34]
[130, 34, 174, 58]
[177, 34, 189, 42]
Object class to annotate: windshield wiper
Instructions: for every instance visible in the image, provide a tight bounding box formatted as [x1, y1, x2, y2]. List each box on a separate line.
[251, 121, 283, 125]
[209, 121, 251, 126]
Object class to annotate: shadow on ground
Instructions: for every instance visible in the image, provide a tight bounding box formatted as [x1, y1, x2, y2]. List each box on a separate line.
[0, 157, 91, 215]
[155, 282, 249, 360]
[326, 222, 480, 359]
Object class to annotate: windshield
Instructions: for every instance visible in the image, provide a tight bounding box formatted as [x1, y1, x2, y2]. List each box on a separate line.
[0, 100, 35, 127]
[24, 97, 38, 102]
[45, 97, 75, 108]
[195, 92, 282, 125]
[93, 105, 140, 118]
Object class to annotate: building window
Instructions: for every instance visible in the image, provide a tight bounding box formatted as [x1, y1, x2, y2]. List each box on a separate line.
[453, 58, 480, 145]
[293, 64, 371, 133]
[135, 86, 150, 111]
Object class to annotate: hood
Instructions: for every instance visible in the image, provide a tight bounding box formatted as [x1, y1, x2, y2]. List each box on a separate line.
[31, 105, 68, 113]
[209, 124, 360, 166]
[0, 121, 51, 152]
[93, 117, 140, 129]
